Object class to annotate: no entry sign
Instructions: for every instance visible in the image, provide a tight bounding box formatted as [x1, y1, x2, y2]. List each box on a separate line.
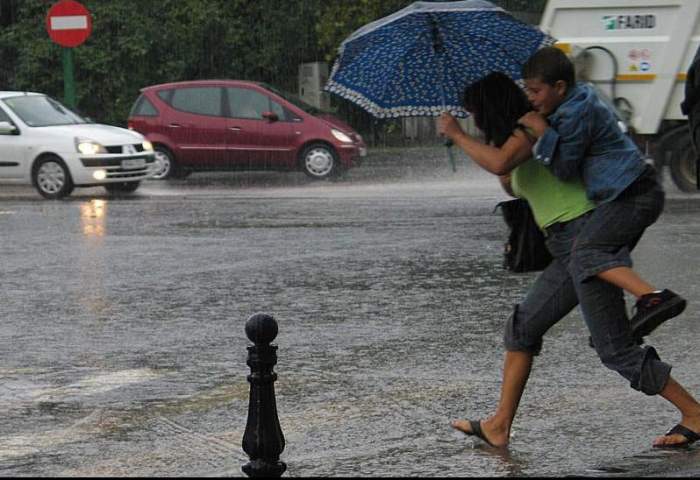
[45, 0, 93, 48]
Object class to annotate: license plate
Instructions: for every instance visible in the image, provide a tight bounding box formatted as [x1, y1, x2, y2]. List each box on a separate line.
[121, 158, 146, 169]
[359, 147, 367, 157]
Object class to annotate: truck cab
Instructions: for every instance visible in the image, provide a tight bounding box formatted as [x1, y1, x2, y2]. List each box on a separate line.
[540, 0, 699, 192]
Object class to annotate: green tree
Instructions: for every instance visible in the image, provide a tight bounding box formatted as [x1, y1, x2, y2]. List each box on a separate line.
[0, 0, 546, 138]
[0, 0, 324, 125]
[316, 0, 410, 63]
[314, 0, 413, 143]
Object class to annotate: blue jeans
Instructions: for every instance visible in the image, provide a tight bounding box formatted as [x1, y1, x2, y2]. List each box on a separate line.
[569, 165, 665, 283]
[504, 173, 671, 395]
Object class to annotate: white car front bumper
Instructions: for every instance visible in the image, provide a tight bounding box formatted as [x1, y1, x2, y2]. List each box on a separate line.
[69, 151, 157, 185]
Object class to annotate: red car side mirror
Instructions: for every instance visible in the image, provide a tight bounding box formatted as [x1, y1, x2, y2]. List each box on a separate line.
[262, 111, 279, 122]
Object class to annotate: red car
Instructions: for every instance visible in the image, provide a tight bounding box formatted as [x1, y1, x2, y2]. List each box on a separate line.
[127, 80, 366, 180]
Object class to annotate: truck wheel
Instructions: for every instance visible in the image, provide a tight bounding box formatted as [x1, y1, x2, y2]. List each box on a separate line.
[653, 125, 688, 172]
[669, 133, 699, 193]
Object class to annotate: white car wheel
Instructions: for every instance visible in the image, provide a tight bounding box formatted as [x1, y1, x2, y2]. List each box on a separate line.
[33, 156, 74, 199]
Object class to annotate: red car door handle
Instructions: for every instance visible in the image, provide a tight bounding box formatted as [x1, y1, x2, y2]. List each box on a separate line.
[168, 123, 182, 128]
[228, 126, 242, 131]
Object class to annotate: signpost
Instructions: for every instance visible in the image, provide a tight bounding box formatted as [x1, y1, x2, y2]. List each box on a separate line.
[45, 0, 92, 109]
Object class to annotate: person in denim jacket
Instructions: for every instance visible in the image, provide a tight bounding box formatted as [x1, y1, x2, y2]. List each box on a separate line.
[518, 46, 698, 448]
[527, 82, 646, 203]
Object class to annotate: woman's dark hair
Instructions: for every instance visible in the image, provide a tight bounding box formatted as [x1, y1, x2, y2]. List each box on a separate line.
[462, 71, 532, 147]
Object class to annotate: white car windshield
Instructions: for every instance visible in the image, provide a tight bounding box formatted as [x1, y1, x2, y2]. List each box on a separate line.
[2, 95, 88, 127]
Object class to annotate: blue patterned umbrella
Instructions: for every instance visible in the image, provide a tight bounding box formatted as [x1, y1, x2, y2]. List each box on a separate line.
[325, 0, 555, 119]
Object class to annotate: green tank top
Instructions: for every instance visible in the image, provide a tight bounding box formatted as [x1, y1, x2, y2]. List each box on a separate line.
[512, 158, 595, 230]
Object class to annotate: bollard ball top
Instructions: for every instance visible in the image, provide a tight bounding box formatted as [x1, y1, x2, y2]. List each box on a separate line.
[245, 313, 278, 344]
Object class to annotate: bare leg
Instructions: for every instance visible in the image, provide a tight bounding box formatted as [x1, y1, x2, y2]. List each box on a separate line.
[597, 266, 655, 299]
[653, 376, 700, 447]
[451, 350, 533, 447]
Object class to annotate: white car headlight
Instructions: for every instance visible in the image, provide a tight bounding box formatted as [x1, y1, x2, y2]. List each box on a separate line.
[142, 140, 154, 151]
[331, 129, 353, 143]
[75, 138, 106, 155]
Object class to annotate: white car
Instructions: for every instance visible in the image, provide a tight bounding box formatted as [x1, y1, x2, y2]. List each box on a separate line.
[0, 91, 156, 199]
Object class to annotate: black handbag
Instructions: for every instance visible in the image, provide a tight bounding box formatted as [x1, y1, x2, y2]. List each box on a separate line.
[496, 198, 552, 273]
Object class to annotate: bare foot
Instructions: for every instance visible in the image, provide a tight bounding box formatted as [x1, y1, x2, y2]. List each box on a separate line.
[450, 417, 510, 447]
[653, 414, 700, 448]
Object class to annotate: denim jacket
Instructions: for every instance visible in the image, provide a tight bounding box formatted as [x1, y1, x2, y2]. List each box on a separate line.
[533, 82, 647, 204]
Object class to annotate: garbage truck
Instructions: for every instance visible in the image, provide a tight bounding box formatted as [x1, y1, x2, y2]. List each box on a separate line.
[540, 0, 699, 192]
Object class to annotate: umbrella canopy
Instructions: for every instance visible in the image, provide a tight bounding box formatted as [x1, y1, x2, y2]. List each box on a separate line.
[325, 0, 556, 118]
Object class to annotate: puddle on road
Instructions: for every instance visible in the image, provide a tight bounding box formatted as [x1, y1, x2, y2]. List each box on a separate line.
[173, 220, 367, 230]
[2, 170, 699, 476]
[0, 369, 250, 472]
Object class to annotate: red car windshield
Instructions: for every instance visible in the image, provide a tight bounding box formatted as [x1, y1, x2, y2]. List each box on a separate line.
[261, 83, 330, 115]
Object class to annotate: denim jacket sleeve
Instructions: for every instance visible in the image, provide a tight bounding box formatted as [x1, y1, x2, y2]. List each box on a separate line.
[533, 103, 590, 181]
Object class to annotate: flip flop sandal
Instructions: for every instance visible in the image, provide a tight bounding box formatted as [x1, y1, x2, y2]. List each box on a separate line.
[454, 419, 496, 447]
[654, 423, 700, 449]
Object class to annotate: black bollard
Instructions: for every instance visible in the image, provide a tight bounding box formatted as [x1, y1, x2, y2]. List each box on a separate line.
[242, 313, 286, 478]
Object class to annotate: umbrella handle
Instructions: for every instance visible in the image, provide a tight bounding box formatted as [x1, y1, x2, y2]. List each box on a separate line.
[444, 140, 456, 172]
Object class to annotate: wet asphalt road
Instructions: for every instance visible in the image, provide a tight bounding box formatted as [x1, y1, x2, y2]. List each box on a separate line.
[1, 147, 699, 477]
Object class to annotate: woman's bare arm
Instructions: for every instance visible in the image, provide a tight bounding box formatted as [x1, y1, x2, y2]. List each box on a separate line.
[438, 113, 533, 175]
